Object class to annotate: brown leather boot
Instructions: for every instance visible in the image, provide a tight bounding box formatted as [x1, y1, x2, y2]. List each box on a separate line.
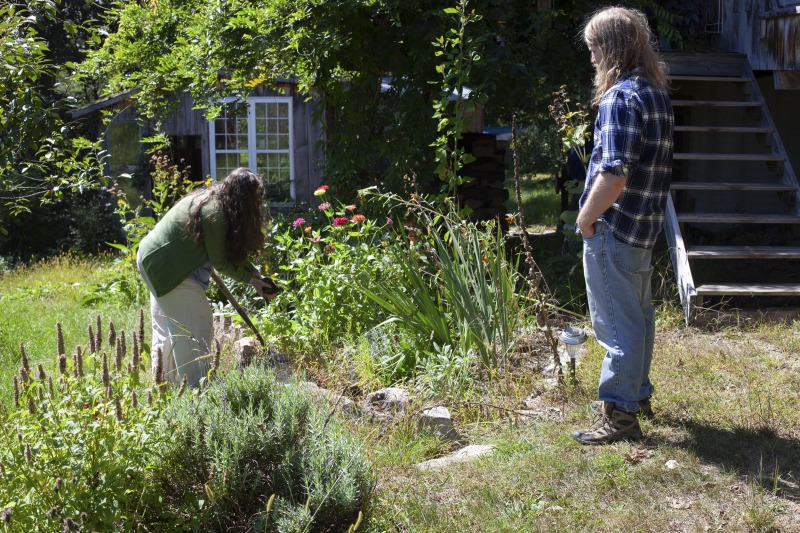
[572, 401, 643, 445]
[590, 396, 654, 420]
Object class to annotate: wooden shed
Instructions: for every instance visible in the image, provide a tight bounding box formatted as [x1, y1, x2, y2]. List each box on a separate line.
[73, 81, 326, 207]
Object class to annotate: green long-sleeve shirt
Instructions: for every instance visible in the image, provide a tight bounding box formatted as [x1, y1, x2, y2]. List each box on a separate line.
[138, 193, 254, 297]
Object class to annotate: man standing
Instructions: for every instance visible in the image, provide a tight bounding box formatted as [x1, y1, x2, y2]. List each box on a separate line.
[572, 6, 674, 445]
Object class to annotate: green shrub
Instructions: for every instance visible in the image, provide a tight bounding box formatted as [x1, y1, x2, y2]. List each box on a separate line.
[258, 187, 398, 350]
[152, 364, 374, 532]
[0, 313, 373, 532]
[360, 194, 523, 377]
[0, 321, 165, 532]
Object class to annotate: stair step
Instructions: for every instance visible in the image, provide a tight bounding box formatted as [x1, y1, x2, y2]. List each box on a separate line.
[672, 99, 760, 107]
[674, 153, 784, 161]
[671, 182, 796, 191]
[687, 246, 800, 259]
[677, 213, 800, 224]
[695, 283, 800, 296]
[670, 75, 752, 83]
[674, 125, 772, 134]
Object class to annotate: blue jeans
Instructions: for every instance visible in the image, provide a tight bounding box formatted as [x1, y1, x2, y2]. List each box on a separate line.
[582, 221, 655, 413]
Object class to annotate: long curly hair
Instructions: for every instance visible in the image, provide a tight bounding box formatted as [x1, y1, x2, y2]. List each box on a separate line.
[583, 6, 669, 106]
[186, 168, 265, 266]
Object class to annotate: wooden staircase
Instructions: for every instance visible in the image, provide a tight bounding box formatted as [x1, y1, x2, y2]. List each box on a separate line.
[662, 53, 800, 322]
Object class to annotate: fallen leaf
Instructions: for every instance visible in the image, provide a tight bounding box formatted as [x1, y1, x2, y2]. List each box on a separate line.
[703, 482, 717, 489]
[624, 449, 653, 463]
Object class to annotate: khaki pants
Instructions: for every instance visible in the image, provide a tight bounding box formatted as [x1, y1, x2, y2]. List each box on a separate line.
[137, 256, 212, 387]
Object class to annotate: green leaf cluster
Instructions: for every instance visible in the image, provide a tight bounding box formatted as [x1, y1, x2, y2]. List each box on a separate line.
[0, 3, 107, 214]
[360, 192, 522, 376]
[82, 0, 597, 196]
[258, 188, 397, 350]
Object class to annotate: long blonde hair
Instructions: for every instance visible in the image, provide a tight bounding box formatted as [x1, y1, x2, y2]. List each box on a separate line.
[583, 6, 669, 105]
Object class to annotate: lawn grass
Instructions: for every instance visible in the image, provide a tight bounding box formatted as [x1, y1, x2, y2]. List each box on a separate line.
[362, 319, 800, 532]
[0, 253, 146, 406]
[2, 255, 799, 532]
[505, 173, 561, 232]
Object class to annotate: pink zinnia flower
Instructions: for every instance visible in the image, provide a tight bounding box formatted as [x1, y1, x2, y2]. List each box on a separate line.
[352, 214, 366, 223]
[292, 217, 305, 227]
[345, 204, 356, 211]
[333, 216, 349, 227]
[311, 236, 321, 243]
[318, 202, 331, 211]
[314, 185, 329, 196]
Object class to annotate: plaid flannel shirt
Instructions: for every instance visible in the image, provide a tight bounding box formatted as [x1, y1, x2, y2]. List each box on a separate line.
[580, 69, 674, 248]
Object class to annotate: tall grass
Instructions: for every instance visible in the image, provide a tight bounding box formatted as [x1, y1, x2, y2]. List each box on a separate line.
[359, 195, 522, 375]
[0, 254, 144, 406]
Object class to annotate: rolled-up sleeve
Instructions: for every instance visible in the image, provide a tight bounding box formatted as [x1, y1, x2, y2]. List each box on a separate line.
[597, 91, 642, 177]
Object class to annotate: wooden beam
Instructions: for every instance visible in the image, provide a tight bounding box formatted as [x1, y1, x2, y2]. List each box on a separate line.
[696, 283, 800, 296]
[687, 246, 800, 259]
[773, 70, 800, 90]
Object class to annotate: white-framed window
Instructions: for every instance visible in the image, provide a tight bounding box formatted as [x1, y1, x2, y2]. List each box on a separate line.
[209, 96, 294, 203]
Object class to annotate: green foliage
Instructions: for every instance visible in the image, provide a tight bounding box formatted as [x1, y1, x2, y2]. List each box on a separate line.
[258, 187, 397, 350]
[82, 0, 597, 196]
[0, 187, 125, 259]
[431, 1, 483, 195]
[153, 364, 373, 532]
[548, 85, 592, 171]
[360, 193, 523, 376]
[548, 84, 592, 232]
[512, 125, 563, 177]
[0, 318, 165, 532]
[0, 3, 106, 216]
[639, 0, 710, 50]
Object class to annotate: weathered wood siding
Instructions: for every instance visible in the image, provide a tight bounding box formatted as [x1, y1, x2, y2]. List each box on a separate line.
[723, 0, 800, 70]
[157, 84, 325, 205]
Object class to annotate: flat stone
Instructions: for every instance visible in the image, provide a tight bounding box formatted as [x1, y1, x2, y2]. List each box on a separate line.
[418, 406, 458, 440]
[234, 336, 260, 368]
[415, 444, 495, 471]
[363, 387, 409, 419]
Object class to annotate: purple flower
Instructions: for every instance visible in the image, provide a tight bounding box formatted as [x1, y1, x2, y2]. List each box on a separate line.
[1, 507, 10, 522]
[318, 202, 331, 211]
[386, 217, 394, 226]
[292, 217, 305, 227]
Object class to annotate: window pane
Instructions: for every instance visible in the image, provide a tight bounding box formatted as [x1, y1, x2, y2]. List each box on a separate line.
[256, 153, 290, 202]
[256, 103, 266, 120]
[214, 99, 292, 201]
